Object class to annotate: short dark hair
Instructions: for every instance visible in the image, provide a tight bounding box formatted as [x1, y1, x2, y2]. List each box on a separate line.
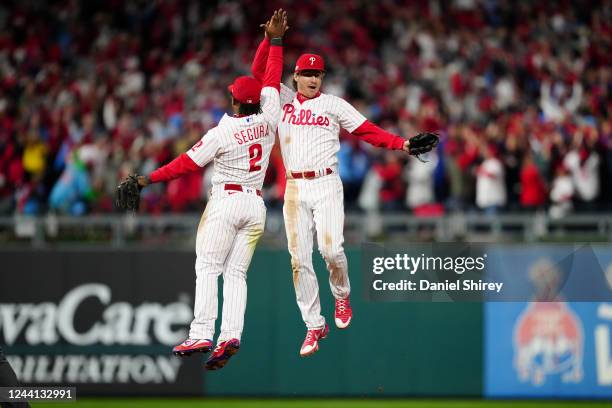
[238, 102, 262, 116]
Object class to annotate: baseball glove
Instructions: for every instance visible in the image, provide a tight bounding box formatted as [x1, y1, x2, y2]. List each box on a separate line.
[408, 132, 439, 162]
[116, 174, 143, 211]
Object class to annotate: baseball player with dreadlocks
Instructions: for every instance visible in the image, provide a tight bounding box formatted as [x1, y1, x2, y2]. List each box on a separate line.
[116, 9, 288, 370]
[251, 33, 438, 357]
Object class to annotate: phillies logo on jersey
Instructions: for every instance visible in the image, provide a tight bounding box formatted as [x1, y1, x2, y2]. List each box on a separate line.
[282, 104, 330, 126]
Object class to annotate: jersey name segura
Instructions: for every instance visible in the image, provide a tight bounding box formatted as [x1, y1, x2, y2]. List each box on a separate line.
[233, 124, 269, 145]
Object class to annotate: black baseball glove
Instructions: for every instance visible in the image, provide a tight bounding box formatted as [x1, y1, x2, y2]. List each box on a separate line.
[408, 132, 439, 162]
[116, 174, 143, 211]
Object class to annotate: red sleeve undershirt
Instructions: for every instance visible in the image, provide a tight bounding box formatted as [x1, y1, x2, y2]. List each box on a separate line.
[351, 121, 405, 150]
[149, 153, 200, 183]
[262, 44, 282, 91]
[252, 38, 270, 83]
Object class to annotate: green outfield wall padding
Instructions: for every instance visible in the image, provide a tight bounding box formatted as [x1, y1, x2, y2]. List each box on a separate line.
[205, 248, 482, 396]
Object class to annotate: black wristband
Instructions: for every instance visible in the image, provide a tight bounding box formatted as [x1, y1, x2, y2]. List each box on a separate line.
[270, 37, 282, 46]
[145, 175, 152, 185]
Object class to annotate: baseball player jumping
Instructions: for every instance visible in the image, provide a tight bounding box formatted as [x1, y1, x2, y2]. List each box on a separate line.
[116, 10, 288, 370]
[251, 35, 438, 357]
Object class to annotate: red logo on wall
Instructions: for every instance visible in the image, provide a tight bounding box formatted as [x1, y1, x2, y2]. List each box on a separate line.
[514, 302, 583, 386]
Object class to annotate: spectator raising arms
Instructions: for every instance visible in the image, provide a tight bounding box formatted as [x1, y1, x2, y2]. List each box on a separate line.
[0, 1, 609, 215]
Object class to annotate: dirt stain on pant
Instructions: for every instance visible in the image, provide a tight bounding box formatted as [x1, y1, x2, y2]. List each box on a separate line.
[285, 179, 300, 288]
[329, 263, 346, 288]
[247, 228, 263, 253]
[324, 232, 346, 288]
[324, 233, 332, 248]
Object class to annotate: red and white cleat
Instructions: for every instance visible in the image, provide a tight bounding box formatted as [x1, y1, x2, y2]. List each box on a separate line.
[172, 339, 213, 356]
[334, 297, 352, 329]
[299, 324, 329, 357]
[205, 339, 241, 370]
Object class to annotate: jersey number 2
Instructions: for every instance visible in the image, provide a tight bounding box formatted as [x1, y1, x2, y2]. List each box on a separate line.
[248, 143, 262, 172]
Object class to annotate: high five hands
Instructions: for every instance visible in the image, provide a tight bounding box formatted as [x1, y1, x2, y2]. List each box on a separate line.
[261, 9, 289, 38]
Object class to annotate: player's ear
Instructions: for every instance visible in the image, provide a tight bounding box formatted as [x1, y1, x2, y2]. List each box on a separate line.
[293, 72, 299, 82]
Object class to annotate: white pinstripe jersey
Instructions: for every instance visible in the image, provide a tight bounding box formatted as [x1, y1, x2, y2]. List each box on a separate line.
[187, 87, 280, 189]
[278, 84, 367, 171]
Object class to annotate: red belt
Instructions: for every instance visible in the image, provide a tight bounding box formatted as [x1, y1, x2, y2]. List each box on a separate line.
[290, 168, 333, 180]
[224, 184, 262, 197]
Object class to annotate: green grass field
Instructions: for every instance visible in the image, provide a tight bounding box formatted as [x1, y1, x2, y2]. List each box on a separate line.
[43, 398, 612, 408]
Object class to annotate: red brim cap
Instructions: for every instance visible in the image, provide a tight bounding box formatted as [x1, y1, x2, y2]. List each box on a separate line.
[295, 53, 325, 72]
[228, 76, 261, 104]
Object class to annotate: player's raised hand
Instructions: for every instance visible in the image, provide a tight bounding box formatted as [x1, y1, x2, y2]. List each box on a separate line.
[265, 9, 289, 39]
[259, 19, 271, 38]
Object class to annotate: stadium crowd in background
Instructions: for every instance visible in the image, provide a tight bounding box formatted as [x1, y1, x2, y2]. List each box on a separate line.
[0, 0, 610, 217]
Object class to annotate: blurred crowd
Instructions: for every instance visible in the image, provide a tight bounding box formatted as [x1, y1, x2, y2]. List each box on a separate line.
[0, 0, 610, 217]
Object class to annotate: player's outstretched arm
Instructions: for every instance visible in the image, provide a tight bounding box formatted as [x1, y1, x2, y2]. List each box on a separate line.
[351, 120, 406, 150]
[332, 96, 405, 150]
[116, 149, 201, 211]
[251, 35, 270, 83]
[339, 98, 439, 157]
[353, 121, 439, 159]
[140, 128, 221, 186]
[145, 153, 200, 185]
[251, 10, 278, 82]
[260, 9, 287, 125]
[262, 9, 287, 90]
[253, 9, 290, 82]
[254, 10, 294, 103]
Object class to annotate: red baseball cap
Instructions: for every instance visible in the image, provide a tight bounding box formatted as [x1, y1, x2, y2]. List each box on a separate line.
[227, 76, 261, 104]
[295, 53, 325, 73]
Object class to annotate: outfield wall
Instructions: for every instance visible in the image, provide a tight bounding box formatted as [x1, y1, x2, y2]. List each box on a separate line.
[1, 247, 612, 398]
[0, 248, 481, 396]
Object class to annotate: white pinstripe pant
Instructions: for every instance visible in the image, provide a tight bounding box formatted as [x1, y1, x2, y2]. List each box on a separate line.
[283, 174, 350, 330]
[189, 187, 266, 342]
